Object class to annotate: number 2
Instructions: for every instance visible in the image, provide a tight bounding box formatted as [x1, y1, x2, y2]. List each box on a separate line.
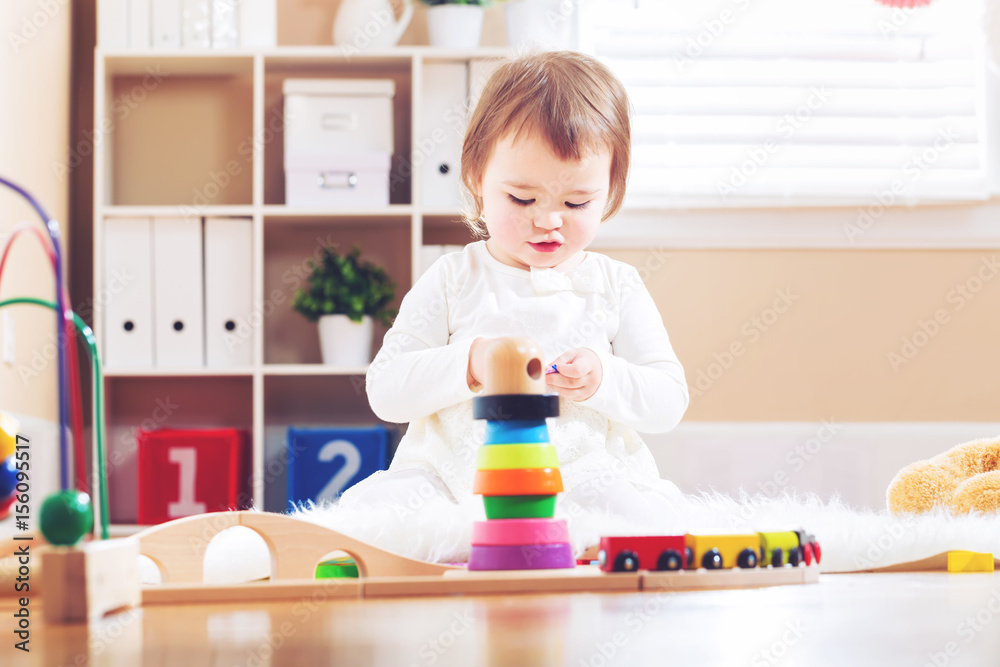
[315, 440, 362, 502]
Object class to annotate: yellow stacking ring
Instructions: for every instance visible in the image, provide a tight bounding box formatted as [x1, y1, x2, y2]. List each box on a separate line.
[477, 444, 559, 471]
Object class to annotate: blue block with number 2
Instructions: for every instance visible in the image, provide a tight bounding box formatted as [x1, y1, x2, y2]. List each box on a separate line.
[287, 425, 388, 509]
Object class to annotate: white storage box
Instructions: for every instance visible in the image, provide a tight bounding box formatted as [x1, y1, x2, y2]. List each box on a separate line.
[285, 152, 391, 208]
[283, 78, 395, 208]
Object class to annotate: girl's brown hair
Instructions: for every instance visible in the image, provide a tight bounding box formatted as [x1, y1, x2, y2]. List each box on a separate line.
[460, 51, 632, 238]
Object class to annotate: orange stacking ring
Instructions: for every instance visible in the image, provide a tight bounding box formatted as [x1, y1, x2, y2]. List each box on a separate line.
[473, 467, 563, 496]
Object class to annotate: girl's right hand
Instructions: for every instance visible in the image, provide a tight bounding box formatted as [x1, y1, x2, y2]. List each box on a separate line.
[467, 337, 489, 391]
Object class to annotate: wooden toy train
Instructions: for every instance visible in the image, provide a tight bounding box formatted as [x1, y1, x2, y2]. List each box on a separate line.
[598, 530, 821, 573]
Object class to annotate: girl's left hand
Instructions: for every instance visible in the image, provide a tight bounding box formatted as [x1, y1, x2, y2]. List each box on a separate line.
[545, 348, 603, 401]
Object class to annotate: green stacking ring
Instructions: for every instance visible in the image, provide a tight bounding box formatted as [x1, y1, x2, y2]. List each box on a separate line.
[483, 494, 557, 519]
[477, 444, 560, 470]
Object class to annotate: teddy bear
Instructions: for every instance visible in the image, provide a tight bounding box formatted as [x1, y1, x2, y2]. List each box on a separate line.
[887, 435, 1000, 515]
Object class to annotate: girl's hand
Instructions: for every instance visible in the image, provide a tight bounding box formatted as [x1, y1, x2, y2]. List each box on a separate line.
[467, 337, 490, 391]
[546, 348, 603, 401]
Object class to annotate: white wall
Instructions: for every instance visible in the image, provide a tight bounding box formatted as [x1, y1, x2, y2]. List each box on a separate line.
[650, 422, 1000, 511]
[0, 1, 72, 423]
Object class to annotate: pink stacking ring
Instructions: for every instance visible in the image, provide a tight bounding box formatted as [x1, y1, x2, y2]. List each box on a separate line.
[471, 518, 570, 546]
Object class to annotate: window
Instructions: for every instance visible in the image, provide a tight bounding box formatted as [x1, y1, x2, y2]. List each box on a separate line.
[579, 0, 989, 209]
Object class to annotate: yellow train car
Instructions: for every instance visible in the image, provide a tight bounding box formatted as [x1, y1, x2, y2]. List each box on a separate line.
[685, 533, 760, 570]
[757, 531, 802, 567]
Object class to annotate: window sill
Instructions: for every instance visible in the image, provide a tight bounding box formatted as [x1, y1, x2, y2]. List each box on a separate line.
[592, 198, 1000, 250]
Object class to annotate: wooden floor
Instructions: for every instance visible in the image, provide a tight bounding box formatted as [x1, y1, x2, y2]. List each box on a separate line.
[4, 571, 1000, 666]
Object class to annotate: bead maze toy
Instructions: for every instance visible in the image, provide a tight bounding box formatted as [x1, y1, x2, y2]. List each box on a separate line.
[0, 176, 124, 623]
[0, 191, 819, 624]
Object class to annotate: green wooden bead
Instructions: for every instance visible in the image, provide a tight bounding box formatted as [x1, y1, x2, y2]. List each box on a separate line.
[40, 490, 93, 546]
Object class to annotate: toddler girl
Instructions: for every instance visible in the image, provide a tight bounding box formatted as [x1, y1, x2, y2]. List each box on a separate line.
[335, 51, 689, 562]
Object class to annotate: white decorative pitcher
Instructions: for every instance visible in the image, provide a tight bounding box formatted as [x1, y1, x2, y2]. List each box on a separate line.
[318, 314, 374, 366]
[333, 0, 414, 50]
[505, 0, 576, 50]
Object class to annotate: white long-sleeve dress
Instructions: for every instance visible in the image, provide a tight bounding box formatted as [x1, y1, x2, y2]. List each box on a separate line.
[335, 240, 690, 561]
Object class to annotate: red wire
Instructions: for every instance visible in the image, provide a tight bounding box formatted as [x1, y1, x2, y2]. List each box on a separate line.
[0, 224, 88, 492]
[62, 286, 88, 494]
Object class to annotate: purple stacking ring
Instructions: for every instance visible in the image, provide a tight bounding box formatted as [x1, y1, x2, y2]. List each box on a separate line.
[468, 542, 576, 571]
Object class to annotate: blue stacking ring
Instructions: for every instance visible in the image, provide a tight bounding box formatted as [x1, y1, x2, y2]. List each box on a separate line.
[484, 420, 551, 445]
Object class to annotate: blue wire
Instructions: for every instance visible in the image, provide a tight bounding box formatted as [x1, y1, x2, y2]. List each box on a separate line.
[0, 176, 70, 491]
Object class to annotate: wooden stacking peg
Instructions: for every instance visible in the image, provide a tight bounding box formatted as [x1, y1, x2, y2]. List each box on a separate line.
[482, 337, 547, 396]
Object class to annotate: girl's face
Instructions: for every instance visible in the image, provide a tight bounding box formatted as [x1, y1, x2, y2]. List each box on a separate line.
[477, 130, 612, 271]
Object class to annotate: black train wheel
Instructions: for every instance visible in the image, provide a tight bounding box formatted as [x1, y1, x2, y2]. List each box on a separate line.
[788, 546, 803, 567]
[702, 548, 723, 570]
[685, 547, 694, 569]
[737, 548, 758, 569]
[656, 549, 683, 571]
[613, 549, 640, 572]
[771, 547, 784, 568]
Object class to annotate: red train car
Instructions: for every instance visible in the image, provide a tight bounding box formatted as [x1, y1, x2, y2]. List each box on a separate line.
[597, 535, 689, 572]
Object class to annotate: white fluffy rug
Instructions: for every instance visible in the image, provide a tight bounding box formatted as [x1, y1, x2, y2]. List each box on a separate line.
[189, 491, 1000, 585]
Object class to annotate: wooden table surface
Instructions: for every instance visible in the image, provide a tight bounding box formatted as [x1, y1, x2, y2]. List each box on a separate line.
[4, 572, 1000, 666]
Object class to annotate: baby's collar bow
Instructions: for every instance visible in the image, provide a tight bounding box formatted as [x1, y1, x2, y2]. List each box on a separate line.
[530, 262, 603, 295]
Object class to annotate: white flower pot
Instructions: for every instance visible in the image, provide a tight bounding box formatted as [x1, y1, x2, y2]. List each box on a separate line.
[426, 5, 484, 49]
[504, 0, 576, 50]
[318, 314, 374, 366]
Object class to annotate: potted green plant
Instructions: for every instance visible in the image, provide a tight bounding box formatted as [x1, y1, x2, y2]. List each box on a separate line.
[418, 0, 493, 49]
[292, 244, 396, 366]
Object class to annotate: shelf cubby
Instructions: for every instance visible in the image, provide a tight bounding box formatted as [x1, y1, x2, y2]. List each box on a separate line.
[103, 375, 254, 524]
[102, 56, 255, 207]
[262, 219, 411, 366]
[262, 55, 414, 207]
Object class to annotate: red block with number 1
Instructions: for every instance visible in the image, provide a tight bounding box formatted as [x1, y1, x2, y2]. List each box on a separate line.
[137, 428, 252, 525]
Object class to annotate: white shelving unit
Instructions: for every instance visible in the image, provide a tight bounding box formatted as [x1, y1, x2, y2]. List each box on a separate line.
[93, 46, 509, 520]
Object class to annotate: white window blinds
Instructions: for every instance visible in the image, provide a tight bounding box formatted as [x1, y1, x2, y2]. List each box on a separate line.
[580, 0, 989, 209]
